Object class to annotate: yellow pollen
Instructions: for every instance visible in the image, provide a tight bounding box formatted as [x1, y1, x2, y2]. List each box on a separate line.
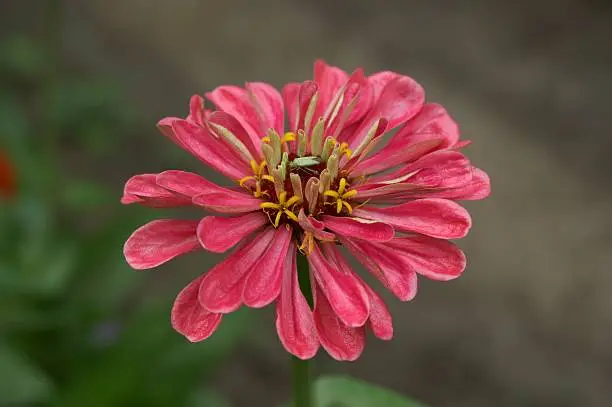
[339, 142, 352, 159]
[260, 191, 301, 228]
[323, 177, 356, 214]
[299, 232, 316, 255]
[262, 132, 296, 145]
[239, 159, 272, 197]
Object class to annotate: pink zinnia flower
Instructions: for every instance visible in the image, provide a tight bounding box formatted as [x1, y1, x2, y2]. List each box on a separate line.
[122, 60, 490, 361]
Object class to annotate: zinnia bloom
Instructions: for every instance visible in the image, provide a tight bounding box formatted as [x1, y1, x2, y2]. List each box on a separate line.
[122, 60, 490, 361]
[0, 149, 16, 198]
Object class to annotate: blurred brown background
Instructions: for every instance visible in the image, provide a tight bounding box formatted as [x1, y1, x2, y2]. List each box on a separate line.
[2, 0, 612, 406]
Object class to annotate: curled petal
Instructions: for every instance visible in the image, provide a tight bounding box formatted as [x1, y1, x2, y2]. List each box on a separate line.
[171, 274, 223, 342]
[207, 111, 261, 159]
[298, 209, 335, 241]
[308, 244, 370, 327]
[243, 226, 293, 308]
[282, 82, 300, 131]
[246, 82, 285, 136]
[197, 212, 268, 253]
[353, 198, 472, 239]
[313, 284, 365, 361]
[276, 248, 320, 359]
[198, 227, 275, 313]
[347, 75, 425, 151]
[124, 219, 200, 270]
[205, 85, 261, 148]
[313, 60, 349, 123]
[172, 120, 250, 180]
[121, 174, 191, 207]
[321, 215, 394, 242]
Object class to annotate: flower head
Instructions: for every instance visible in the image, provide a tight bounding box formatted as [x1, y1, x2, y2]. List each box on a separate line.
[122, 60, 490, 361]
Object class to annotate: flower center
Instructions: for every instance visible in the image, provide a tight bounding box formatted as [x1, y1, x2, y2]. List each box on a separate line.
[238, 123, 357, 237]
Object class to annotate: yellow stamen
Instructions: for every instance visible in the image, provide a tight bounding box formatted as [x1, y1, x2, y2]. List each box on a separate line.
[274, 211, 283, 227]
[261, 136, 271, 143]
[284, 209, 299, 222]
[339, 142, 352, 159]
[261, 175, 274, 182]
[260, 202, 281, 210]
[341, 190, 357, 199]
[342, 201, 353, 214]
[282, 132, 297, 143]
[250, 159, 259, 175]
[239, 176, 255, 187]
[322, 177, 356, 215]
[285, 195, 301, 208]
[338, 178, 347, 195]
[299, 232, 315, 255]
[278, 191, 287, 205]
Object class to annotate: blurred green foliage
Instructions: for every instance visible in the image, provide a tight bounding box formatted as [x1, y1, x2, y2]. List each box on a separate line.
[314, 376, 428, 407]
[0, 34, 248, 407]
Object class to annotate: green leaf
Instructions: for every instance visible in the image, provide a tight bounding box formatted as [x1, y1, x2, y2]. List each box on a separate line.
[314, 376, 428, 407]
[0, 341, 53, 404]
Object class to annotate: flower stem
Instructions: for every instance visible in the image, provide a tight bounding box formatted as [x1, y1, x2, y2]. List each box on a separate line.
[292, 356, 311, 407]
[293, 254, 313, 407]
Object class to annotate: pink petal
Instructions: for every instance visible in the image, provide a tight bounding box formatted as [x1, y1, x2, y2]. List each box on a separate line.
[368, 71, 400, 102]
[321, 215, 394, 242]
[121, 174, 191, 207]
[423, 167, 491, 201]
[363, 284, 393, 340]
[364, 150, 473, 190]
[387, 235, 466, 281]
[352, 138, 443, 176]
[392, 103, 459, 148]
[197, 212, 268, 253]
[313, 60, 349, 123]
[295, 81, 319, 133]
[192, 187, 262, 214]
[242, 226, 293, 308]
[198, 227, 275, 313]
[124, 219, 200, 270]
[308, 244, 370, 327]
[172, 119, 250, 180]
[347, 75, 425, 151]
[157, 117, 185, 148]
[156, 170, 217, 198]
[205, 85, 261, 148]
[313, 284, 365, 361]
[321, 243, 393, 340]
[353, 198, 472, 239]
[282, 82, 300, 131]
[171, 274, 223, 342]
[324, 68, 373, 138]
[298, 209, 336, 241]
[207, 111, 261, 158]
[276, 247, 320, 359]
[186, 94, 207, 126]
[245, 82, 285, 136]
[341, 237, 418, 301]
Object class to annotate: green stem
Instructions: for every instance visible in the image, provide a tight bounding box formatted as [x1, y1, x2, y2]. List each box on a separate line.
[293, 254, 313, 407]
[292, 356, 311, 407]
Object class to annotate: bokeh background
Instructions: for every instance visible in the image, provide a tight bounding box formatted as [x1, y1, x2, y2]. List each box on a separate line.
[1, 0, 611, 406]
